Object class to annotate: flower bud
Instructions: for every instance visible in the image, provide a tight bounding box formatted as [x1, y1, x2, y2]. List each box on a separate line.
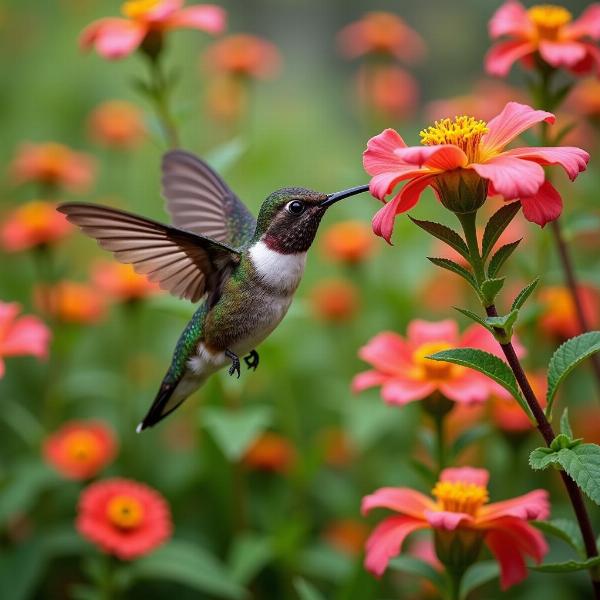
[432, 168, 488, 214]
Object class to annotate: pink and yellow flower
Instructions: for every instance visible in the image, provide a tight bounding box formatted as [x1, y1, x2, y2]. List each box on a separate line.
[362, 467, 549, 589]
[353, 320, 500, 406]
[486, 2, 600, 77]
[363, 102, 589, 242]
[80, 0, 225, 61]
[0, 301, 50, 378]
[88, 100, 146, 149]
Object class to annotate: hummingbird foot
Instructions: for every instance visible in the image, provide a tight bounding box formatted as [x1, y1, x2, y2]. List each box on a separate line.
[244, 350, 260, 371]
[225, 349, 241, 378]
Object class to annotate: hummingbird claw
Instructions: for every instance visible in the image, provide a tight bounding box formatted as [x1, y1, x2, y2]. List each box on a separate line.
[244, 350, 260, 371]
[225, 349, 241, 378]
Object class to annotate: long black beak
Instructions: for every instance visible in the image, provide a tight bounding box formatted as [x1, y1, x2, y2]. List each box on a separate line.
[320, 184, 371, 208]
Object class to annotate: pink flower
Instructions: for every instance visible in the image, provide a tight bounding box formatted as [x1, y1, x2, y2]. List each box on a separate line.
[0, 302, 50, 378]
[363, 102, 589, 242]
[486, 2, 600, 77]
[80, 0, 226, 60]
[353, 320, 501, 406]
[362, 467, 549, 589]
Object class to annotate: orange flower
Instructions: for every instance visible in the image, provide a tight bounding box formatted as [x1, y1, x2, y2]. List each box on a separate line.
[1, 201, 72, 252]
[92, 261, 159, 302]
[43, 420, 117, 480]
[88, 100, 146, 148]
[37, 281, 106, 324]
[243, 432, 295, 473]
[323, 519, 369, 556]
[320, 220, 375, 265]
[309, 279, 360, 323]
[318, 427, 355, 467]
[538, 284, 599, 339]
[572, 405, 600, 445]
[203, 34, 281, 79]
[10, 142, 96, 193]
[205, 75, 248, 123]
[568, 78, 600, 118]
[337, 11, 425, 62]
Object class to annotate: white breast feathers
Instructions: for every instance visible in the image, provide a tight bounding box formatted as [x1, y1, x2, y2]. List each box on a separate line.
[248, 240, 306, 292]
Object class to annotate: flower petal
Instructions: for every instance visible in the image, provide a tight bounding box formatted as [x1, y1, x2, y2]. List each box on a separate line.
[363, 128, 408, 176]
[521, 180, 563, 227]
[381, 380, 437, 406]
[480, 489, 549, 521]
[471, 155, 544, 200]
[440, 375, 491, 405]
[358, 332, 412, 372]
[481, 102, 555, 153]
[571, 42, 600, 74]
[407, 319, 459, 346]
[484, 40, 536, 77]
[351, 370, 388, 392]
[79, 18, 147, 60]
[539, 40, 588, 68]
[372, 176, 434, 244]
[564, 4, 600, 40]
[165, 5, 226, 34]
[424, 510, 473, 530]
[440, 467, 489, 487]
[0, 316, 50, 359]
[364, 516, 428, 577]
[488, 1, 532, 38]
[504, 146, 589, 180]
[393, 145, 468, 170]
[361, 487, 435, 518]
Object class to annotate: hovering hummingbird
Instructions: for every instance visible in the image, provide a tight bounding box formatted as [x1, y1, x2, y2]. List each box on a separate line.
[59, 150, 369, 431]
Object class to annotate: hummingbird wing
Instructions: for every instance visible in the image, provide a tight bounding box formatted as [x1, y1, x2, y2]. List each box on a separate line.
[58, 202, 240, 303]
[161, 150, 256, 248]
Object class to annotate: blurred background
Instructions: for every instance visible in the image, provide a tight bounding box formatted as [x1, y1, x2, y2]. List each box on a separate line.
[1, 0, 599, 598]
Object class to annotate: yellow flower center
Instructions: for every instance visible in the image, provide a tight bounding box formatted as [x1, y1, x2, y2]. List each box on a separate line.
[432, 480, 489, 516]
[420, 116, 488, 163]
[121, 0, 162, 19]
[64, 431, 100, 463]
[412, 341, 458, 381]
[528, 5, 572, 40]
[106, 495, 145, 529]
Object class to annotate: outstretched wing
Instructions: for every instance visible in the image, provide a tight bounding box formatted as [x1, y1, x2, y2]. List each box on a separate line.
[161, 150, 256, 248]
[58, 203, 240, 303]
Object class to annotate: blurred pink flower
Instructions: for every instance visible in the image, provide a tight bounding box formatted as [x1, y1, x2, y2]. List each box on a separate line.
[0, 302, 50, 377]
[486, 2, 600, 77]
[353, 320, 500, 406]
[80, 0, 225, 60]
[363, 102, 589, 242]
[362, 467, 549, 589]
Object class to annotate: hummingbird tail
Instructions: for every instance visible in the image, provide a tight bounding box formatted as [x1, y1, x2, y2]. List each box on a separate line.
[136, 381, 180, 432]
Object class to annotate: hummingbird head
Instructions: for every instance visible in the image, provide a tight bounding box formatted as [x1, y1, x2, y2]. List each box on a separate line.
[254, 184, 370, 254]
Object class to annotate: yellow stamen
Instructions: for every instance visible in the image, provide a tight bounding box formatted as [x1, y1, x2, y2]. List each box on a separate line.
[420, 116, 488, 163]
[64, 431, 100, 462]
[106, 495, 144, 529]
[528, 5, 572, 39]
[432, 480, 489, 516]
[412, 341, 459, 381]
[121, 0, 162, 19]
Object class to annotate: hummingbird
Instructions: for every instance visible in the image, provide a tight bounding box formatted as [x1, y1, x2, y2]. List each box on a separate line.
[59, 150, 369, 431]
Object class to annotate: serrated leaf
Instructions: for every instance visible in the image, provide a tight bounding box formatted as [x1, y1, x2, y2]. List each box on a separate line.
[486, 309, 519, 337]
[428, 348, 530, 417]
[529, 446, 562, 470]
[487, 240, 521, 278]
[409, 218, 469, 259]
[511, 278, 539, 310]
[557, 443, 600, 505]
[546, 332, 600, 418]
[482, 202, 521, 260]
[454, 307, 493, 332]
[427, 257, 478, 291]
[460, 561, 499, 599]
[531, 555, 600, 573]
[560, 408, 573, 438]
[533, 519, 584, 557]
[293, 578, 326, 600]
[480, 277, 505, 306]
[389, 556, 445, 588]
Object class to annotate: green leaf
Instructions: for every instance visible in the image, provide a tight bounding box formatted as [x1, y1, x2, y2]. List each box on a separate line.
[460, 561, 499, 599]
[293, 578, 326, 600]
[205, 138, 246, 173]
[511, 278, 539, 311]
[546, 332, 600, 418]
[557, 443, 600, 505]
[485, 309, 519, 343]
[531, 555, 600, 573]
[427, 257, 478, 291]
[409, 218, 469, 260]
[131, 541, 246, 599]
[389, 556, 445, 589]
[202, 405, 272, 461]
[451, 424, 492, 459]
[560, 408, 573, 438]
[427, 348, 530, 417]
[532, 519, 584, 557]
[482, 202, 521, 260]
[529, 446, 562, 470]
[228, 533, 272, 585]
[487, 240, 521, 278]
[480, 277, 505, 306]
[454, 307, 493, 332]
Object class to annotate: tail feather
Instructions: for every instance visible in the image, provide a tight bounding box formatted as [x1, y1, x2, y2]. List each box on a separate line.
[136, 380, 184, 432]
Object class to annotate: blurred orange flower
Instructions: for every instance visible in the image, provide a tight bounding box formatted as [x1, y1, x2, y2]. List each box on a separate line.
[572, 405, 600, 445]
[568, 78, 600, 119]
[10, 142, 96, 193]
[88, 100, 146, 148]
[92, 261, 159, 302]
[323, 519, 369, 556]
[77, 478, 172, 559]
[0, 301, 50, 378]
[321, 220, 375, 265]
[205, 76, 248, 123]
[309, 279, 360, 323]
[0, 201, 72, 252]
[318, 427, 355, 467]
[337, 12, 425, 62]
[80, 0, 225, 60]
[43, 420, 117, 480]
[243, 432, 296, 473]
[37, 281, 106, 324]
[538, 284, 599, 339]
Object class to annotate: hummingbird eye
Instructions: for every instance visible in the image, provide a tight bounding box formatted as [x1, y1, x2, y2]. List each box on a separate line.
[286, 200, 306, 215]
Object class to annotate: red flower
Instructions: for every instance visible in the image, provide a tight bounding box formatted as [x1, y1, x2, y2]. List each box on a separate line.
[80, 0, 225, 60]
[92, 261, 160, 302]
[10, 142, 96, 193]
[309, 279, 360, 323]
[88, 100, 146, 149]
[1, 201, 72, 252]
[363, 102, 589, 242]
[486, 2, 600, 77]
[43, 420, 117, 480]
[0, 301, 50, 378]
[362, 467, 549, 589]
[77, 478, 172, 559]
[320, 220, 376, 265]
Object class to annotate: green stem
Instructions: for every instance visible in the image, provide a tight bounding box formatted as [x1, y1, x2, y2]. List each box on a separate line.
[448, 569, 463, 600]
[455, 211, 485, 284]
[435, 412, 445, 475]
[146, 55, 180, 149]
